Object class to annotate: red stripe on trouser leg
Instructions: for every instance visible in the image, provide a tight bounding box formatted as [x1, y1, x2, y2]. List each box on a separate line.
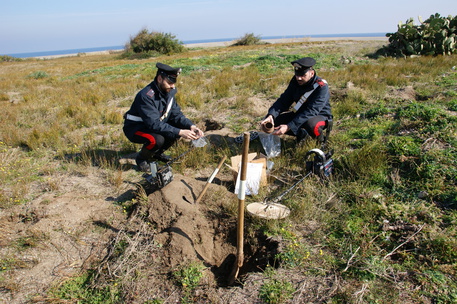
[134, 131, 156, 150]
[314, 121, 326, 137]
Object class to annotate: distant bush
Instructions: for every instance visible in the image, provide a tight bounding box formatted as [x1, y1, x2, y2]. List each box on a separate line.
[1, 55, 22, 62]
[377, 13, 457, 57]
[27, 71, 49, 79]
[125, 29, 185, 55]
[231, 33, 265, 46]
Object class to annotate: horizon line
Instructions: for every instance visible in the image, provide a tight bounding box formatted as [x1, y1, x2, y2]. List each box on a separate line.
[3, 32, 388, 58]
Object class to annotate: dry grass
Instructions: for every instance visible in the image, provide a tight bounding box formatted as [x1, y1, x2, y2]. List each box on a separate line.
[1, 40, 457, 303]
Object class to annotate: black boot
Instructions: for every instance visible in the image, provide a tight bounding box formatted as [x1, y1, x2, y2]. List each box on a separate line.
[296, 128, 309, 144]
[152, 151, 172, 163]
[136, 146, 154, 173]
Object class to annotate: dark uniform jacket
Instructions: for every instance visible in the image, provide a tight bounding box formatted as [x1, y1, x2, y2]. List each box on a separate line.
[267, 74, 331, 135]
[123, 80, 193, 139]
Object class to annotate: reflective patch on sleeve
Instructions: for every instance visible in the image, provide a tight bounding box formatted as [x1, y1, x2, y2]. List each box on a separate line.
[317, 79, 328, 87]
[146, 89, 155, 98]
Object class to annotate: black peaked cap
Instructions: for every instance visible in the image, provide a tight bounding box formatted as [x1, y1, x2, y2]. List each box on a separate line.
[156, 62, 182, 76]
[156, 62, 181, 83]
[291, 57, 316, 68]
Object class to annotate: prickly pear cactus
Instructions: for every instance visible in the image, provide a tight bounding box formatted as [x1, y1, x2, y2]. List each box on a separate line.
[380, 13, 457, 57]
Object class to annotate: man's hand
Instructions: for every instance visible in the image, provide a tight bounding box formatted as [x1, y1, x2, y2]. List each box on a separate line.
[190, 125, 204, 138]
[272, 124, 290, 135]
[260, 115, 274, 126]
[180, 126, 204, 140]
[261, 115, 288, 135]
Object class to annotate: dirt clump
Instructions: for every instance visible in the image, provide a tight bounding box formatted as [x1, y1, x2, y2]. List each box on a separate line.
[90, 173, 286, 303]
[145, 174, 237, 269]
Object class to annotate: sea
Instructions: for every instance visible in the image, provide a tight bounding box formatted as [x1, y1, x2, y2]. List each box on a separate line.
[5, 33, 387, 59]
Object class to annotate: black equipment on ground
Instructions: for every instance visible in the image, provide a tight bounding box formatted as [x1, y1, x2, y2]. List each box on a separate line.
[145, 162, 174, 189]
[305, 148, 334, 178]
[269, 148, 333, 205]
[143, 147, 194, 190]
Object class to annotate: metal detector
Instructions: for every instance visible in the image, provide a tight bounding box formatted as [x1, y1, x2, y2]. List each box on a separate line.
[305, 148, 334, 178]
[246, 148, 334, 219]
[144, 162, 174, 189]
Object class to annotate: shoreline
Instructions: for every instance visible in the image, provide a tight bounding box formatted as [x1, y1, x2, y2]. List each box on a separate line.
[30, 36, 388, 60]
[185, 36, 388, 48]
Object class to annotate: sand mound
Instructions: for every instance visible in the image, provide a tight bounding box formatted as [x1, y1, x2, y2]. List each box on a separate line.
[146, 174, 238, 268]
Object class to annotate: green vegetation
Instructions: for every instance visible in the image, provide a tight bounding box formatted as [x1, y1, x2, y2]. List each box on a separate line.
[0, 36, 456, 303]
[124, 28, 185, 57]
[173, 261, 205, 291]
[379, 13, 457, 57]
[231, 32, 265, 46]
[27, 71, 49, 79]
[1, 55, 22, 62]
[259, 266, 295, 304]
[49, 271, 122, 304]
[172, 261, 205, 303]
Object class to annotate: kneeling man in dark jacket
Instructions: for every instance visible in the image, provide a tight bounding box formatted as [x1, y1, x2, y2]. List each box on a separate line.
[260, 57, 332, 143]
[123, 62, 204, 172]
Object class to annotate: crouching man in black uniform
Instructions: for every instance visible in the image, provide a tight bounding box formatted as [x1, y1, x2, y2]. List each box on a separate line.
[123, 62, 204, 172]
[260, 57, 332, 143]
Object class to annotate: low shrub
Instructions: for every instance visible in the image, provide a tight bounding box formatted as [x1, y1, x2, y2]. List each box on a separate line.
[231, 33, 265, 46]
[126, 29, 185, 55]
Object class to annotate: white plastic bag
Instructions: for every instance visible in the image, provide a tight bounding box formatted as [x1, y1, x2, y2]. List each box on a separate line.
[192, 137, 208, 148]
[259, 132, 281, 158]
[234, 162, 263, 195]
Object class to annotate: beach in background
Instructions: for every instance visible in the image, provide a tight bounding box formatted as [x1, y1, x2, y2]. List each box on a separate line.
[185, 36, 388, 48]
[11, 35, 389, 60]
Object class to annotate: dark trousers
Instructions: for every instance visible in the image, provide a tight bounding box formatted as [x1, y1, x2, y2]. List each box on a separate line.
[130, 131, 177, 153]
[123, 122, 178, 153]
[274, 112, 327, 139]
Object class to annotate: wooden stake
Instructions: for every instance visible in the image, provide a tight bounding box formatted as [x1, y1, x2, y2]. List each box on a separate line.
[195, 155, 227, 204]
[228, 132, 250, 285]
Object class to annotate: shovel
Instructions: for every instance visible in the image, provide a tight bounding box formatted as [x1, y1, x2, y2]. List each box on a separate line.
[195, 155, 227, 204]
[228, 131, 250, 285]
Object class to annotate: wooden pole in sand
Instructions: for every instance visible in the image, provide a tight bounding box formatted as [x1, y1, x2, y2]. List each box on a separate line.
[195, 155, 227, 204]
[228, 131, 250, 285]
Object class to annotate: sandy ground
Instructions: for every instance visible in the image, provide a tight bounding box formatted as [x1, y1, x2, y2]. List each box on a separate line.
[31, 36, 388, 59]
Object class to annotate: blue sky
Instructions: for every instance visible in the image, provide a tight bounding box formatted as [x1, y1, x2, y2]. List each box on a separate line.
[1, 0, 456, 54]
